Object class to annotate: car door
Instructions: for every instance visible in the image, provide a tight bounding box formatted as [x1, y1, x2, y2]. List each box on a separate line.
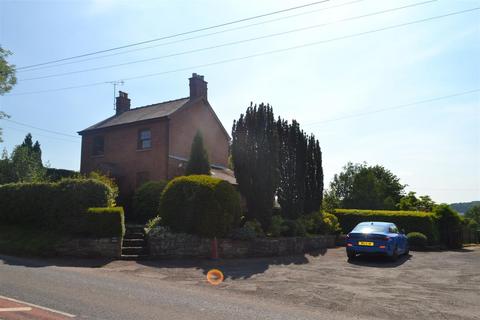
[390, 224, 404, 253]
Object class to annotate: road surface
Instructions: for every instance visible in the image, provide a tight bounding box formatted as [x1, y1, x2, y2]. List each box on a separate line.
[1, 247, 479, 319]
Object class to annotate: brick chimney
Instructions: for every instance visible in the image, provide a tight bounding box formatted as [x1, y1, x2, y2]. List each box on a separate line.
[116, 91, 130, 115]
[189, 73, 207, 99]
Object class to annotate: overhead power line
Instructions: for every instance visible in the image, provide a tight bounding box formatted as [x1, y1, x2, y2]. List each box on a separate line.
[303, 89, 480, 127]
[17, 0, 365, 73]
[8, 6, 479, 96]
[0, 118, 80, 138]
[20, 0, 437, 82]
[1, 125, 81, 144]
[4, 88, 477, 146]
[17, 0, 333, 70]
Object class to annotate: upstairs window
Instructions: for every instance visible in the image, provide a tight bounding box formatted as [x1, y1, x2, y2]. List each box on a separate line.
[92, 135, 104, 156]
[138, 129, 151, 150]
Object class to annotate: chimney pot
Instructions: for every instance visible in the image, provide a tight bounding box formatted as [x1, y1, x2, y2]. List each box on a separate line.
[189, 73, 208, 100]
[116, 90, 131, 115]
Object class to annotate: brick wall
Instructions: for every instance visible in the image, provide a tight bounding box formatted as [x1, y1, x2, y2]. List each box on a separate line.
[80, 118, 169, 196]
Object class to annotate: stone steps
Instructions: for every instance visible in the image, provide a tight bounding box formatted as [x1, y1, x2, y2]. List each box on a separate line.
[122, 225, 147, 260]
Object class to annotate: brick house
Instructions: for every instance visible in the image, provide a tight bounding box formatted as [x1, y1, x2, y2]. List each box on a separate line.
[78, 73, 234, 202]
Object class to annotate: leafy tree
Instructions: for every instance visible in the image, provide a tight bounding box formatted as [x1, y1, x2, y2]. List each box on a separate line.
[0, 46, 17, 143]
[232, 103, 279, 228]
[465, 204, 480, 225]
[398, 191, 435, 211]
[185, 131, 211, 175]
[276, 119, 307, 219]
[0, 134, 46, 183]
[304, 135, 323, 214]
[434, 204, 463, 248]
[0, 148, 14, 184]
[328, 162, 405, 210]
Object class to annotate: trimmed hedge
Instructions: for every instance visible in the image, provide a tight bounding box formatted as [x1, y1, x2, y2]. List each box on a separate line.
[407, 232, 428, 248]
[132, 180, 167, 223]
[0, 179, 115, 231]
[333, 209, 438, 243]
[160, 175, 241, 238]
[75, 207, 125, 238]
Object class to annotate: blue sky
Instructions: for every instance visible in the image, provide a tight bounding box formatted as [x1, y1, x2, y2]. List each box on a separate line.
[0, 0, 479, 203]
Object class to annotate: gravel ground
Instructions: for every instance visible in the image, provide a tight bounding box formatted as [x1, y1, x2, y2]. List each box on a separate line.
[99, 246, 480, 320]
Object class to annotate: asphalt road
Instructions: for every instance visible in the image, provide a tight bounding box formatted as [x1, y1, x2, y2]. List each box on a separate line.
[1, 247, 479, 320]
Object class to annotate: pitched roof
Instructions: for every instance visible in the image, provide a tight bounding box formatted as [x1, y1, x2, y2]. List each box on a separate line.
[79, 97, 190, 134]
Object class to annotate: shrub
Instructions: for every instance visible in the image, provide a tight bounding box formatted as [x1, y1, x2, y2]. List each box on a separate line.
[132, 180, 167, 223]
[76, 207, 125, 238]
[333, 209, 438, 243]
[407, 232, 428, 248]
[0, 178, 114, 230]
[229, 220, 263, 240]
[145, 215, 162, 231]
[300, 211, 341, 235]
[268, 215, 288, 237]
[281, 219, 307, 237]
[160, 175, 241, 238]
[434, 204, 463, 249]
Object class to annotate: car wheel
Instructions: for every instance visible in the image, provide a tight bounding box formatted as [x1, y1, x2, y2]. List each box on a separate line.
[404, 245, 410, 256]
[390, 246, 399, 261]
[347, 250, 356, 260]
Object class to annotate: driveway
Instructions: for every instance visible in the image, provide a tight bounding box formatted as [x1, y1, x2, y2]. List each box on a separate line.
[1, 246, 479, 319]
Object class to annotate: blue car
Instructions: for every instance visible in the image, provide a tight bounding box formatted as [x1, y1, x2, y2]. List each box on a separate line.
[346, 222, 409, 260]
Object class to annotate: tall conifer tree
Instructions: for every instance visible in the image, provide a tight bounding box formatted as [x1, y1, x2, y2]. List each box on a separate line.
[232, 103, 279, 228]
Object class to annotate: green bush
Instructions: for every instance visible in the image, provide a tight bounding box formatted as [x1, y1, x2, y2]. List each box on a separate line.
[230, 220, 263, 240]
[268, 215, 288, 237]
[333, 209, 438, 243]
[160, 175, 241, 238]
[281, 219, 307, 237]
[407, 232, 428, 248]
[300, 211, 341, 235]
[434, 204, 463, 249]
[132, 180, 167, 223]
[75, 207, 125, 238]
[0, 178, 114, 230]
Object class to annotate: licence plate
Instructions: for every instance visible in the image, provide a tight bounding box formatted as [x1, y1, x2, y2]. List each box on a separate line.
[358, 241, 374, 246]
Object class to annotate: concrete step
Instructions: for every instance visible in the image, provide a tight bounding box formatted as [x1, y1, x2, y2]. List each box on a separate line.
[125, 225, 145, 234]
[124, 232, 145, 239]
[120, 254, 148, 261]
[123, 239, 146, 247]
[122, 246, 147, 255]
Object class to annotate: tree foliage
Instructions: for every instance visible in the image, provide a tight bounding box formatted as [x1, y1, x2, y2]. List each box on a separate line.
[0, 133, 46, 184]
[276, 119, 323, 219]
[398, 191, 435, 212]
[465, 204, 480, 225]
[185, 131, 211, 175]
[0, 46, 17, 143]
[328, 162, 405, 210]
[232, 103, 279, 228]
[232, 103, 324, 228]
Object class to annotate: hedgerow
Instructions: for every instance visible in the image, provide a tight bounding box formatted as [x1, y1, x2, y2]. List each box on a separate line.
[0, 179, 117, 233]
[333, 209, 438, 243]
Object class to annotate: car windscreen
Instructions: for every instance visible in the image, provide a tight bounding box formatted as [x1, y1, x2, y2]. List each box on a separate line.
[352, 224, 389, 233]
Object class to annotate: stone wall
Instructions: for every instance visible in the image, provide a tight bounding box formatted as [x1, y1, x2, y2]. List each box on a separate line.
[54, 237, 122, 258]
[148, 228, 336, 259]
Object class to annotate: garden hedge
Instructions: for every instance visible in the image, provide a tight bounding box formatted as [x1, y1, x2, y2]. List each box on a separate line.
[0, 178, 115, 231]
[132, 180, 167, 223]
[76, 207, 125, 238]
[333, 209, 438, 242]
[160, 175, 241, 238]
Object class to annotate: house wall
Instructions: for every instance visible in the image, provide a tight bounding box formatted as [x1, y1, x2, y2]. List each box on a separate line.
[80, 118, 169, 196]
[168, 99, 229, 178]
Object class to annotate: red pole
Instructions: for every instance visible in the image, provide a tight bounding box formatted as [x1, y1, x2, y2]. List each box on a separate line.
[211, 237, 219, 259]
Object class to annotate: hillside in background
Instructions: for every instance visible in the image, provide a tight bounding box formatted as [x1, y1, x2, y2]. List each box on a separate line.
[449, 201, 480, 214]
